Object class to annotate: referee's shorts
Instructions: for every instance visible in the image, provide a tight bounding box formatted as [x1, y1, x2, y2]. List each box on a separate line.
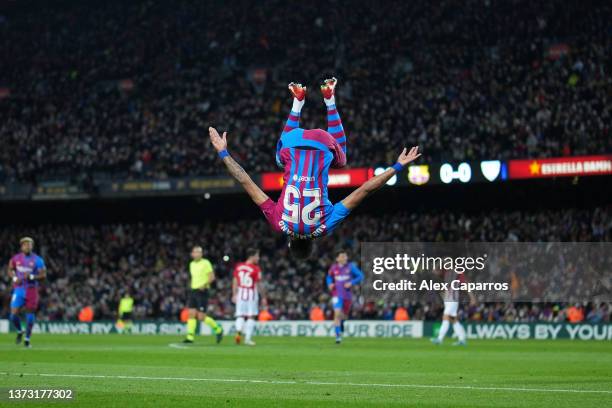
[187, 289, 209, 313]
[119, 312, 133, 320]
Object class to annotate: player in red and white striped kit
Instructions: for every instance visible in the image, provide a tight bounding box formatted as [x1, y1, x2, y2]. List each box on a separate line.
[232, 248, 265, 346]
[431, 270, 475, 346]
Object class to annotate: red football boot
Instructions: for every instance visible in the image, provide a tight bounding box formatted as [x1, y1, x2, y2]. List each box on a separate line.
[320, 77, 337, 100]
[288, 82, 306, 101]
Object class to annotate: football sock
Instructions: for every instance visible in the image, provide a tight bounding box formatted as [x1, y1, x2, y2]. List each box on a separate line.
[10, 314, 22, 333]
[453, 321, 467, 342]
[292, 97, 305, 113]
[326, 101, 346, 155]
[437, 320, 450, 341]
[335, 325, 341, 338]
[245, 318, 255, 341]
[235, 317, 245, 333]
[277, 95, 304, 167]
[186, 318, 197, 341]
[25, 313, 35, 340]
[204, 316, 222, 334]
[282, 99, 302, 135]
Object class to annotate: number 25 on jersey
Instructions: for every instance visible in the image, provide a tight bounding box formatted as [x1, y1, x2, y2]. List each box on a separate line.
[282, 185, 322, 226]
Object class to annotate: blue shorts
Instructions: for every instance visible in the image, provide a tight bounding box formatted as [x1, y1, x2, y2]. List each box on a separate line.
[11, 287, 26, 308]
[10, 286, 39, 310]
[332, 297, 352, 314]
[276, 128, 346, 169]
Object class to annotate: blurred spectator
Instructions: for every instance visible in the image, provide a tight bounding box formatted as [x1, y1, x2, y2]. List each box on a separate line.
[0, 0, 610, 182]
[566, 304, 585, 323]
[310, 305, 325, 321]
[394, 307, 409, 321]
[78, 306, 94, 322]
[1, 206, 611, 322]
[258, 309, 274, 322]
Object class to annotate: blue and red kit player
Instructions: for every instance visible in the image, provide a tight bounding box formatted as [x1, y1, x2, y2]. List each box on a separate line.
[209, 77, 421, 258]
[8, 237, 46, 348]
[327, 250, 363, 344]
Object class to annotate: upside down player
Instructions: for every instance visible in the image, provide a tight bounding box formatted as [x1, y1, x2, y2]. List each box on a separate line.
[327, 250, 364, 344]
[209, 77, 421, 258]
[8, 237, 46, 348]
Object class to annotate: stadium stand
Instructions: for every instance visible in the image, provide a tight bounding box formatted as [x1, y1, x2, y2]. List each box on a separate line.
[0, 0, 609, 182]
[1, 207, 610, 322]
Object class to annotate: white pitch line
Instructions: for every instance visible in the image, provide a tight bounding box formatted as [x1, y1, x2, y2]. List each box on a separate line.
[1, 372, 611, 395]
[167, 343, 190, 349]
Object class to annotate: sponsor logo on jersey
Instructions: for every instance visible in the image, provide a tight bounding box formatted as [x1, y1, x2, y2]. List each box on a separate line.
[292, 174, 315, 182]
[333, 274, 350, 281]
[16, 265, 34, 273]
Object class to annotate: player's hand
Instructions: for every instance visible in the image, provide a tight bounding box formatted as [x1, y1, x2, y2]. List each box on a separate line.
[231, 294, 237, 304]
[344, 282, 352, 289]
[262, 298, 268, 307]
[328, 284, 334, 291]
[209, 127, 228, 153]
[397, 146, 421, 166]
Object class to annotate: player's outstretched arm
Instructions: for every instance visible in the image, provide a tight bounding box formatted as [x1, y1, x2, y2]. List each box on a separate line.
[208, 127, 270, 206]
[341, 146, 421, 211]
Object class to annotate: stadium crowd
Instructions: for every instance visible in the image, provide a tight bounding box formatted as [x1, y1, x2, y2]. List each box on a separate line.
[1, 206, 610, 323]
[0, 0, 610, 182]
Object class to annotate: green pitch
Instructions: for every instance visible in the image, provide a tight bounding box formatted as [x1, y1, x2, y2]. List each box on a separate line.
[1, 334, 611, 407]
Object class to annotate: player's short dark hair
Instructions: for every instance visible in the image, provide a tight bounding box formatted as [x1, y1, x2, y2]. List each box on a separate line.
[246, 248, 259, 259]
[336, 248, 348, 257]
[288, 239, 312, 260]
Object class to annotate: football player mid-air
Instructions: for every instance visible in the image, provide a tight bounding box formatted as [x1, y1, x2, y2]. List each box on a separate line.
[209, 77, 421, 258]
